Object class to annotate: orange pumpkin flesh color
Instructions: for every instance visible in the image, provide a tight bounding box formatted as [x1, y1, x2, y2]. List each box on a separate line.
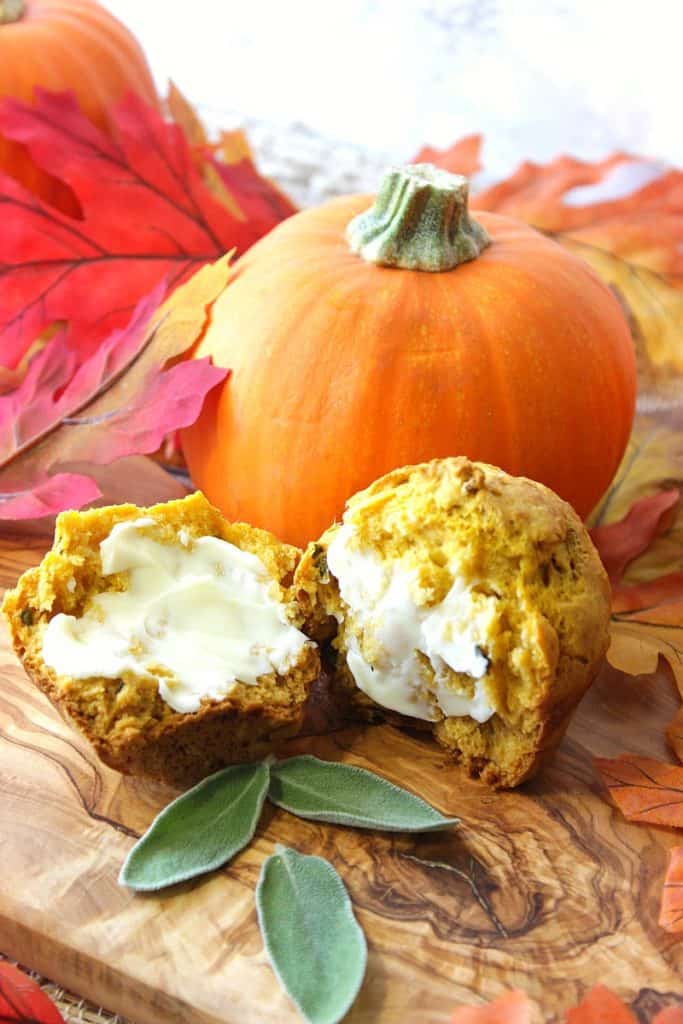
[0, 0, 158, 213]
[182, 164, 636, 549]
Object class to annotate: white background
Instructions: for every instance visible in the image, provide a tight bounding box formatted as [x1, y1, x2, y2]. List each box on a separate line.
[102, 0, 682, 201]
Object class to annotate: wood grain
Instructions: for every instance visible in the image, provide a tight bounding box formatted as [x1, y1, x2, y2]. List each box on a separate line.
[2, 498, 683, 1022]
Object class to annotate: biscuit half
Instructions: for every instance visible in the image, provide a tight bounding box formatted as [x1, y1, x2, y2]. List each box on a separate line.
[3, 491, 320, 785]
[296, 457, 611, 788]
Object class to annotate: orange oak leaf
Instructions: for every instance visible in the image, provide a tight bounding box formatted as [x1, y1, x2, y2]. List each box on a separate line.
[564, 984, 637, 1024]
[0, 962, 65, 1023]
[413, 134, 483, 177]
[450, 991, 535, 1023]
[654, 1010, 683, 1023]
[659, 846, 683, 933]
[594, 755, 683, 827]
[0, 256, 231, 518]
[472, 150, 682, 278]
[0, 89, 293, 370]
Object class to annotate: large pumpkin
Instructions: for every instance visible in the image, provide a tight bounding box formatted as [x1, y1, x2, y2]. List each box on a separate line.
[0, 0, 157, 212]
[182, 164, 636, 549]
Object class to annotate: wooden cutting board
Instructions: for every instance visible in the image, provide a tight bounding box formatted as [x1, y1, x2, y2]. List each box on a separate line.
[2, 491, 683, 1022]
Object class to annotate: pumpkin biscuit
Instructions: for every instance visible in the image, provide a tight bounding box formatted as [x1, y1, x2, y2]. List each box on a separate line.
[3, 491, 319, 785]
[296, 457, 610, 788]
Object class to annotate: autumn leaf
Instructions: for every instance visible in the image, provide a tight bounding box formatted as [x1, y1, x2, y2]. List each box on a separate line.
[659, 846, 683, 934]
[165, 82, 296, 225]
[590, 490, 680, 583]
[413, 134, 483, 177]
[564, 984, 637, 1024]
[0, 962, 65, 1023]
[449, 991, 535, 1023]
[594, 755, 683, 828]
[586, 409, 683, 695]
[0, 89, 293, 370]
[0, 256, 231, 519]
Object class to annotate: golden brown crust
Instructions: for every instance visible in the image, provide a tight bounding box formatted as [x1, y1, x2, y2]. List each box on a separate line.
[2, 491, 319, 785]
[296, 457, 611, 788]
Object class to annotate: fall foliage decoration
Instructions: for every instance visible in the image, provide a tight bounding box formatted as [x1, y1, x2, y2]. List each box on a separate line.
[0, 257, 231, 518]
[0, 88, 295, 371]
[0, 961, 65, 1023]
[182, 163, 636, 547]
[450, 985, 683, 1023]
[660, 847, 683, 934]
[594, 755, 683, 828]
[450, 989, 534, 1023]
[0, 0, 158, 215]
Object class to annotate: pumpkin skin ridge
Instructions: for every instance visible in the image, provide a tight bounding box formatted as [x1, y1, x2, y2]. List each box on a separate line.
[182, 194, 636, 548]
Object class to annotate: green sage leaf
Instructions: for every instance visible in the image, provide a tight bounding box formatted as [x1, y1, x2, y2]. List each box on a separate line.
[119, 760, 270, 891]
[269, 755, 459, 832]
[256, 845, 367, 1024]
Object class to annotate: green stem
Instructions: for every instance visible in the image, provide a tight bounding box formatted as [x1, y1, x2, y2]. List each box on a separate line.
[347, 163, 490, 272]
[0, 0, 25, 23]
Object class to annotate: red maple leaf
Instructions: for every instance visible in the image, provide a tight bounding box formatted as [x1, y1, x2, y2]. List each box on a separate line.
[0, 89, 294, 369]
[0, 258, 231, 518]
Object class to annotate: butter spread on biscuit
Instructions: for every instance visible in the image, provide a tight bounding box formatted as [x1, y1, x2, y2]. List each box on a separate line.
[326, 524, 496, 723]
[42, 518, 310, 714]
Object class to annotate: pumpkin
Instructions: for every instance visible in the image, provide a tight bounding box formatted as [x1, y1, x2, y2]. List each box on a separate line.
[182, 164, 636, 549]
[0, 0, 157, 213]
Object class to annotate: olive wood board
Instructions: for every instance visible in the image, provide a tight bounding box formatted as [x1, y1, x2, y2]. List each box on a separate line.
[1, 506, 683, 1022]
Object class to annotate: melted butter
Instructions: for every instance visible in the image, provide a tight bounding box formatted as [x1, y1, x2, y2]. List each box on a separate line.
[326, 524, 496, 723]
[42, 518, 310, 714]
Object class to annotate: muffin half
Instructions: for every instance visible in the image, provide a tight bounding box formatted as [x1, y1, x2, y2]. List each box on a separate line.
[3, 491, 319, 785]
[296, 458, 610, 787]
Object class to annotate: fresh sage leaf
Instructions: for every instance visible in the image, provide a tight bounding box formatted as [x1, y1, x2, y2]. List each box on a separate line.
[269, 755, 459, 832]
[119, 760, 270, 891]
[256, 845, 367, 1024]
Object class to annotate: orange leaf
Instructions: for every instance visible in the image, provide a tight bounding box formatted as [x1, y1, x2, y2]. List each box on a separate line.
[654, 1009, 683, 1023]
[595, 755, 683, 827]
[471, 153, 683, 278]
[413, 134, 483, 177]
[450, 991, 535, 1023]
[590, 490, 680, 583]
[613, 576, 683, 617]
[659, 846, 683, 933]
[564, 984, 637, 1024]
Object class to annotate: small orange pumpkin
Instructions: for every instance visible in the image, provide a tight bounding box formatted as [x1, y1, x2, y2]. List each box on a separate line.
[0, 0, 158, 213]
[182, 164, 636, 548]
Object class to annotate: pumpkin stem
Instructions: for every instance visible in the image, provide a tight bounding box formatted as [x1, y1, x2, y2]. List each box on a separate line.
[347, 163, 490, 272]
[0, 0, 25, 22]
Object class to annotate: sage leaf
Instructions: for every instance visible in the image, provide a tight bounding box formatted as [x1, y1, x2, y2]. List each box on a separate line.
[119, 760, 270, 891]
[269, 755, 459, 832]
[256, 845, 367, 1024]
